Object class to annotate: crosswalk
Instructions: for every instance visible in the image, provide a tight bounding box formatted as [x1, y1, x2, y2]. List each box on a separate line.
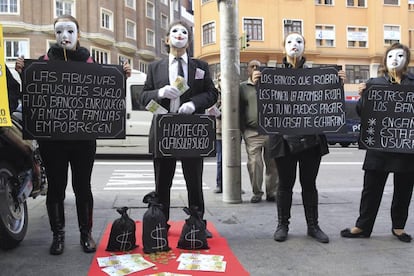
[103, 164, 211, 191]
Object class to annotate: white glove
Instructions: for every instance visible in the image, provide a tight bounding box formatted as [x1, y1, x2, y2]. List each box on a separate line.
[158, 85, 180, 99]
[178, 102, 196, 114]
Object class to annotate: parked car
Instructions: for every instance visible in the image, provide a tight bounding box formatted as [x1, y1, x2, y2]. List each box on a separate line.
[326, 97, 360, 147]
[97, 70, 152, 155]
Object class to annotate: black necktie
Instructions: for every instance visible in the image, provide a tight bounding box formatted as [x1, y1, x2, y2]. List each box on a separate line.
[175, 57, 184, 77]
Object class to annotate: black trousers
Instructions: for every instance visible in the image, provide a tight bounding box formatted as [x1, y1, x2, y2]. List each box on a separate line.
[275, 147, 322, 201]
[154, 157, 204, 221]
[355, 170, 414, 233]
[39, 140, 96, 206]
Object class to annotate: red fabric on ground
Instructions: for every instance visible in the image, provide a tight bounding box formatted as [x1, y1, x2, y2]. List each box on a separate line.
[88, 221, 249, 275]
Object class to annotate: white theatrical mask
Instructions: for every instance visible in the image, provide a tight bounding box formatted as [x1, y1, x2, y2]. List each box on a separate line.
[169, 24, 189, 49]
[55, 21, 78, 50]
[386, 48, 406, 72]
[285, 33, 305, 58]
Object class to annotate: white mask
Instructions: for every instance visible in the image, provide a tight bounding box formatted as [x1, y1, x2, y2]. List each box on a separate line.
[169, 24, 189, 49]
[386, 49, 406, 72]
[55, 21, 78, 50]
[284, 33, 305, 58]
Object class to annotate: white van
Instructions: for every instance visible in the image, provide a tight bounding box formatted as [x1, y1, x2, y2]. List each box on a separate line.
[97, 70, 152, 155]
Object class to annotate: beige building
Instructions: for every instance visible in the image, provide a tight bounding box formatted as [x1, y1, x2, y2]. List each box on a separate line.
[194, 0, 414, 95]
[1, 0, 193, 73]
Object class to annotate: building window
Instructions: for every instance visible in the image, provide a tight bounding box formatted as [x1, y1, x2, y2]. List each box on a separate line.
[146, 29, 155, 47]
[243, 18, 263, 41]
[146, 1, 154, 19]
[91, 47, 109, 64]
[118, 55, 132, 67]
[409, 30, 414, 49]
[55, 0, 74, 17]
[384, 0, 399, 5]
[346, 0, 366, 7]
[202, 0, 213, 4]
[101, 9, 113, 31]
[139, 61, 149, 74]
[347, 26, 368, 48]
[4, 39, 28, 61]
[202, 22, 215, 45]
[315, 0, 334, 5]
[161, 13, 168, 30]
[160, 0, 168, 4]
[126, 20, 136, 39]
[0, 0, 18, 13]
[345, 65, 370, 84]
[384, 25, 400, 45]
[315, 25, 335, 47]
[283, 19, 303, 37]
[125, 0, 135, 9]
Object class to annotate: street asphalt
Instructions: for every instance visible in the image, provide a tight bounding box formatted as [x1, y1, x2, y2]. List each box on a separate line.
[0, 146, 414, 276]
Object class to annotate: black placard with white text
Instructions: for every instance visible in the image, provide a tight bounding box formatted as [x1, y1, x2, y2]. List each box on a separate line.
[257, 67, 345, 135]
[154, 114, 216, 158]
[360, 84, 414, 153]
[22, 60, 126, 140]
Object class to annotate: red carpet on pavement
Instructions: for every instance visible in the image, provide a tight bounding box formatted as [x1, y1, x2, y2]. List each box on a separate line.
[88, 221, 249, 275]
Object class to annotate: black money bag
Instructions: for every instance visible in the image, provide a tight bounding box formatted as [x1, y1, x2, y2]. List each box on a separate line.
[106, 206, 138, 252]
[177, 206, 209, 250]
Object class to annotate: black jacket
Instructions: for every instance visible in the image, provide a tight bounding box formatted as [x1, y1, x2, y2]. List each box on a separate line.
[268, 57, 329, 158]
[357, 73, 414, 172]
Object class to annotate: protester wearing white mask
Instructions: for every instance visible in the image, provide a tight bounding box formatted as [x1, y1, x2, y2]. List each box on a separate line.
[341, 43, 414, 243]
[139, 20, 218, 238]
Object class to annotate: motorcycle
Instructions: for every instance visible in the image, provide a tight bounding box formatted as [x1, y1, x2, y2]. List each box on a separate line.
[0, 111, 47, 249]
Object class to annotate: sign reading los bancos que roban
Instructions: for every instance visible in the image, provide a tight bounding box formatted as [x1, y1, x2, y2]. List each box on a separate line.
[257, 67, 346, 135]
[154, 114, 216, 158]
[360, 84, 414, 154]
[22, 60, 126, 140]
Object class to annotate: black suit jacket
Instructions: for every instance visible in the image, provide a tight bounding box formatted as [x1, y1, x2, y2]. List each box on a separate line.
[140, 57, 218, 153]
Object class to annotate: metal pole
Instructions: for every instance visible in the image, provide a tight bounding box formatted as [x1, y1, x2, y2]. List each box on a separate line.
[170, 0, 175, 23]
[218, 0, 242, 203]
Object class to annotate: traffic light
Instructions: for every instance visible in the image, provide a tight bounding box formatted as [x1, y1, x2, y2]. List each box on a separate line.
[241, 32, 250, 50]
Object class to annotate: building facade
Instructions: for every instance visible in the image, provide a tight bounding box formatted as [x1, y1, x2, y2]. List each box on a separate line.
[194, 0, 414, 95]
[1, 0, 193, 73]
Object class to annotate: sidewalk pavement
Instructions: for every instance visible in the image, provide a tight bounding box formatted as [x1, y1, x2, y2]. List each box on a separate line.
[1, 157, 414, 275]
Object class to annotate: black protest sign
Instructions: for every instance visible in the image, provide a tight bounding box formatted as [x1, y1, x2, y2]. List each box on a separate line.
[257, 67, 345, 135]
[154, 114, 216, 158]
[22, 60, 126, 140]
[360, 84, 414, 153]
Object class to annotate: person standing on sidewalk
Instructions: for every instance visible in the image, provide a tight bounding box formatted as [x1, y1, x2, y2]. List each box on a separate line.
[139, 20, 217, 237]
[15, 14, 131, 255]
[269, 33, 345, 243]
[240, 59, 279, 203]
[341, 43, 414, 243]
[212, 74, 223, 193]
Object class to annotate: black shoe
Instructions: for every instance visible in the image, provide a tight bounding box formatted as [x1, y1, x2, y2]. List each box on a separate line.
[340, 228, 370, 238]
[50, 233, 64, 255]
[213, 187, 222, 194]
[308, 226, 329, 243]
[392, 229, 412, 243]
[266, 195, 276, 202]
[273, 224, 288, 242]
[80, 232, 96, 253]
[250, 195, 262, 203]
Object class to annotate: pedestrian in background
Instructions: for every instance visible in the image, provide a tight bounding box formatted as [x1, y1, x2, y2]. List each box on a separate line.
[139, 20, 217, 237]
[15, 14, 132, 255]
[268, 33, 345, 243]
[212, 73, 223, 193]
[341, 43, 414, 243]
[239, 59, 279, 203]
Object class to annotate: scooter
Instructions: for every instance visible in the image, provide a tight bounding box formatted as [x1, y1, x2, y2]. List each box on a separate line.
[0, 111, 47, 249]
